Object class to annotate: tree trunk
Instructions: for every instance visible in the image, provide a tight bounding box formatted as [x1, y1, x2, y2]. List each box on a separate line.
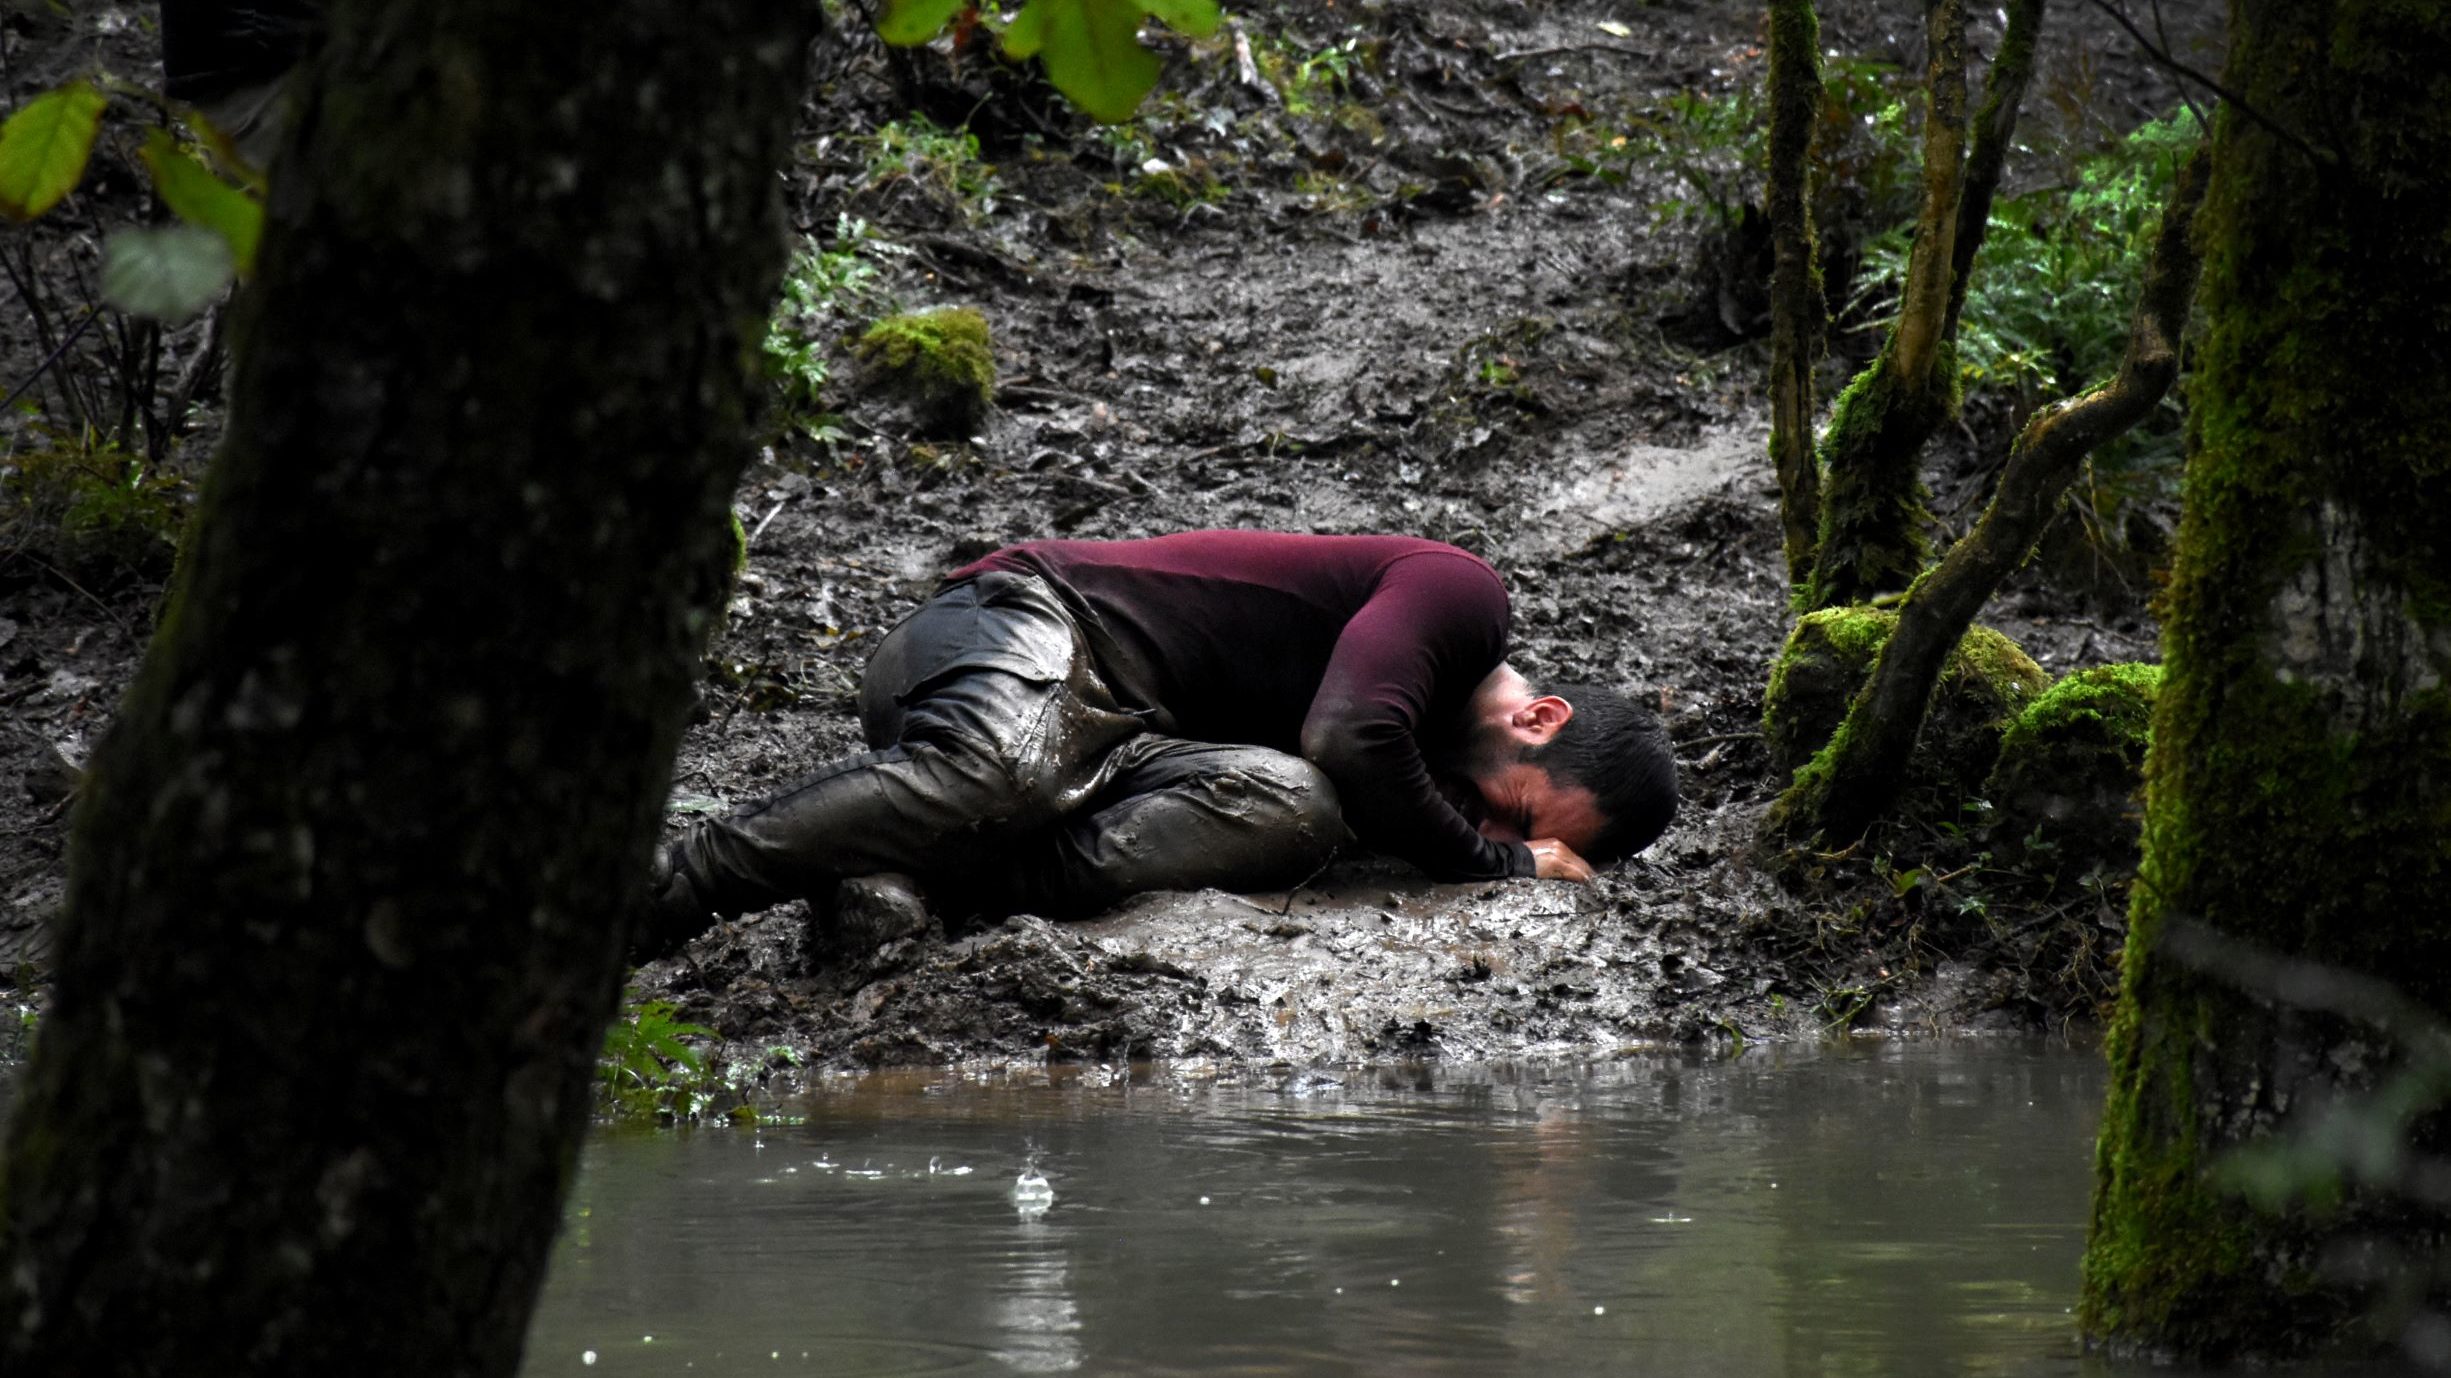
[1768, 146, 2207, 845]
[1765, 0, 1825, 591]
[1801, 0, 1966, 609]
[0, 2, 817, 1374]
[2081, 0, 2451, 1360]
[1944, 0, 2044, 340]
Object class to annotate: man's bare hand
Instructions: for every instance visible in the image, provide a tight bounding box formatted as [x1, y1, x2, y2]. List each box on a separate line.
[1526, 838, 1594, 883]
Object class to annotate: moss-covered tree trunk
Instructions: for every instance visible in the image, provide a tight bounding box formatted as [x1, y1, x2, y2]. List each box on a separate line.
[2082, 0, 2451, 1360]
[1768, 147, 2206, 844]
[1799, 0, 1966, 609]
[0, 1, 816, 1373]
[1801, 0, 2043, 610]
[1765, 0, 1825, 590]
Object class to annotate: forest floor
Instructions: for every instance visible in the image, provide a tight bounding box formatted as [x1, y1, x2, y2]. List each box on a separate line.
[0, 0, 2217, 1078]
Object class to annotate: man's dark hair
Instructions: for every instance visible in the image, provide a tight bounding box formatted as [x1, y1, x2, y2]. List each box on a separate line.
[1525, 682, 1677, 864]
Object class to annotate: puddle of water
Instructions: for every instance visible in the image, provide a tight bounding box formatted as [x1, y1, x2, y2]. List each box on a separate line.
[522, 1040, 2168, 1377]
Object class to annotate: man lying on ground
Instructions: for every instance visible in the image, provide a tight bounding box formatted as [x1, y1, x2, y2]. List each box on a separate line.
[640, 530, 1677, 955]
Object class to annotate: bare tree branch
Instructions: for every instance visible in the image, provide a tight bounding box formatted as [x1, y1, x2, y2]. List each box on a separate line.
[2083, 0, 2331, 167]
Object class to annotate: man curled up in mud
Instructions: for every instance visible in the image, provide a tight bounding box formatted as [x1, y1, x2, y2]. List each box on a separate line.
[641, 531, 1677, 954]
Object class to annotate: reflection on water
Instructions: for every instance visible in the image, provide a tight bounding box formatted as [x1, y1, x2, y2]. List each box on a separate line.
[525, 1041, 2129, 1377]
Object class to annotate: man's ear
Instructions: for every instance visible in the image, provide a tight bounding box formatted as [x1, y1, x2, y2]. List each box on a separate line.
[1516, 694, 1575, 743]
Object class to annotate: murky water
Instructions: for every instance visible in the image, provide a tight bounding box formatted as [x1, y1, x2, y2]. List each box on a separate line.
[523, 1039, 2144, 1377]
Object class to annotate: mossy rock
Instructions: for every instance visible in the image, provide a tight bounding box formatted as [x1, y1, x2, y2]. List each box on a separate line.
[1984, 662, 2162, 875]
[1763, 606, 2050, 794]
[855, 307, 994, 438]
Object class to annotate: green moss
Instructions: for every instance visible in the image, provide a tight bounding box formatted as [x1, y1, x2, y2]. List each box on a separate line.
[1125, 162, 1226, 207]
[1762, 606, 2048, 796]
[1, 440, 187, 589]
[2082, 0, 2451, 1354]
[2080, 978, 2266, 1348]
[1986, 662, 2162, 871]
[855, 307, 995, 438]
[1802, 340, 1958, 609]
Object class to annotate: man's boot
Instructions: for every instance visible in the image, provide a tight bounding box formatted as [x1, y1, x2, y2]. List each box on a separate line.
[631, 841, 726, 962]
[813, 872, 939, 967]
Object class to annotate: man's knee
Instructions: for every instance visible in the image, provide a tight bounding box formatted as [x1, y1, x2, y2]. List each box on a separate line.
[1208, 751, 1347, 864]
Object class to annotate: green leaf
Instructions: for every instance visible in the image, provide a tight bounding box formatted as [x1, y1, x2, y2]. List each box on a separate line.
[1004, 0, 1162, 124]
[102, 225, 234, 323]
[876, 0, 969, 45]
[139, 129, 262, 275]
[0, 80, 109, 222]
[1002, 2, 1050, 58]
[1137, 0, 1222, 38]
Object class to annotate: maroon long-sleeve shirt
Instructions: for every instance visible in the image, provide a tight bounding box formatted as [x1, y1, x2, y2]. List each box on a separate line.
[954, 531, 1535, 881]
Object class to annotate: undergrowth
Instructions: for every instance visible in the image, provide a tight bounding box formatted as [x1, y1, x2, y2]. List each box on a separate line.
[597, 996, 723, 1122]
[860, 113, 1001, 220]
[597, 993, 805, 1127]
[763, 214, 911, 448]
[1553, 54, 1919, 249]
[1859, 109, 2205, 523]
[0, 430, 187, 590]
[1768, 802, 2132, 1030]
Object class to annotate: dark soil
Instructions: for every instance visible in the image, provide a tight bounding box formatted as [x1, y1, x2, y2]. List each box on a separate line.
[0, 0, 2221, 1077]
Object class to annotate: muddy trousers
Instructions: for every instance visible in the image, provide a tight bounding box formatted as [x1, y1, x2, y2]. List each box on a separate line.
[658, 571, 1348, 928]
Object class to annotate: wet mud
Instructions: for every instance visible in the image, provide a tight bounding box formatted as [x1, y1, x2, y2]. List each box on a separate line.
[0, 0, 2212, 1072]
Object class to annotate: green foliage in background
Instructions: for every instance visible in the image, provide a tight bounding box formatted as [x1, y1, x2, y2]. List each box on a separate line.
[1, 434, 188, 586]
[597, 998, 723, 1123]
[1869, 109, 2203, 403]
[137, 127, 260, 269]
[1250, 32, 1364, 117]
[1556, 55, 1917, 242]
[1, 998, 36, 1062]
[1860, 109, 2203, 515]
[1809, 57, 1922, 248]
[0, 80, 107, 220]
[877, 0, 1222, 124]
[0, 78, 263, 322]
[862, 114, 1002, 220]
[763, 215, 909, 443]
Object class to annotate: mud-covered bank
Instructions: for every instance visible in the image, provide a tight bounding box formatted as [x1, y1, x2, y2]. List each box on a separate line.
[0, 0, 2207, 1074]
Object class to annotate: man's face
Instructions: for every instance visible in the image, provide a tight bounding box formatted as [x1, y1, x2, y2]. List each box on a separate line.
[1470, 759, 1607, 853]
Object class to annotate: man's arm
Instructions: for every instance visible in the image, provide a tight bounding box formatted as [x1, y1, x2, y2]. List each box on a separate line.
[1297, 551, 1533, 882]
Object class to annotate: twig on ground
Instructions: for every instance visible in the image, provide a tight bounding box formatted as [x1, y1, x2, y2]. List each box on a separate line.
[1676, 730, 1761, 751]
[1276, 856, 1339, 915]
[747, 496, 790, 548]
[1405, 87, 1496, 122]
[1231, 21, 1277, 105]
[1493, 43, 1650, 64]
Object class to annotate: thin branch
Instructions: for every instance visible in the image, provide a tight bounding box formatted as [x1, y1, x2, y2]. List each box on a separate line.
[8, 552, 139, 644]
[1946, 0, 2045, 341]
[0, 312, 101, 415]
[2083, 0, 2331, 167]
[1492, 43, 1651, 64]
[160, 302, 231, 452]
[746, 496, 789, 548]
[2149, 0, 2211, 137]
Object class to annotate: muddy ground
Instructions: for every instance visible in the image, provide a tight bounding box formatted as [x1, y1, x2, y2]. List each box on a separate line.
[0, 0, 2218, 1077]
